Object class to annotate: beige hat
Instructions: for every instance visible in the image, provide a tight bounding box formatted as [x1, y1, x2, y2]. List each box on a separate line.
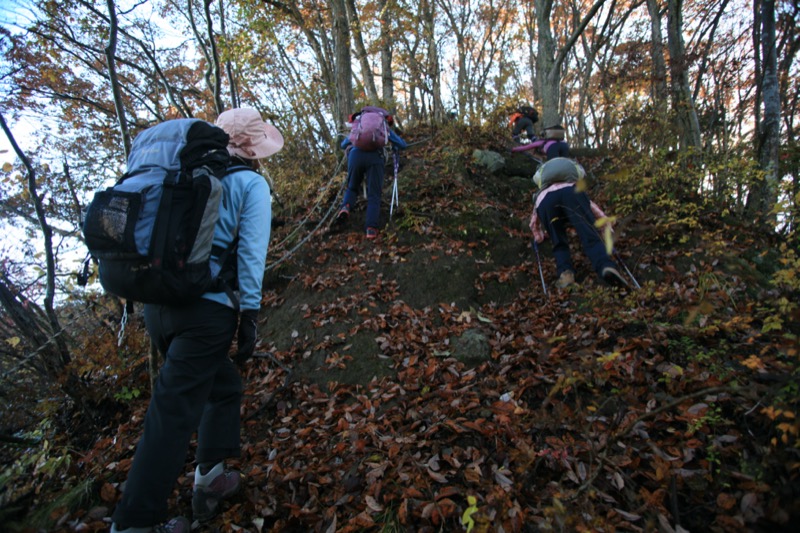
[215, 108, 284, 159]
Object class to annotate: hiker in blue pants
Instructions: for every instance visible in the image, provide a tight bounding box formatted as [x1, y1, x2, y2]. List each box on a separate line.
[528, 154, 627, 289]
[110, 108, 284, 533]
[336, 109, 407, 240]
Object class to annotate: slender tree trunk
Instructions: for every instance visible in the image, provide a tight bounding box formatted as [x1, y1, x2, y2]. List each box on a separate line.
[262, 1, 338, 120]
[0, 112, 70, 369]
[218, 0, 239, 109]
[421, 0, 444, 122]
[0, 275, 53, 375]
[535, 0, 607, 129]
[436, 0, 469, 119]
[522, 3, 537, 107]
[748, 0, 781, 222]
[535, 0, 558, 128]
[105, 0, 131, 158]
[330, 0, 354, 127]
[204, 0, 224, 114]
[345, 0, 378, 102]
[378, 0, 395, 108]
[666, 0, 702, 150]
[646, 0, 668, 115]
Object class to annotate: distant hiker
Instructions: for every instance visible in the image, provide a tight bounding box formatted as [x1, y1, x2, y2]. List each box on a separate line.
[511, 124, 569, 160]
[509, 105, 539, 144]
[336, 106, 408, 240]
[110, 108, 284, 533]
[528, 151, 627, 289]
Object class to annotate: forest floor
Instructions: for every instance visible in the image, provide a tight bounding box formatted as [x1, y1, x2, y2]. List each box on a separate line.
[1, 126, 799, 532]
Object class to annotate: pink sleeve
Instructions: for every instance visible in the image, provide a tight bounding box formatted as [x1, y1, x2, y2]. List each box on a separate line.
[590, 201, 613, 232]
[511, 140, 545, 153]
[529, 209, 546, 243]
[590, 201, 606, 220]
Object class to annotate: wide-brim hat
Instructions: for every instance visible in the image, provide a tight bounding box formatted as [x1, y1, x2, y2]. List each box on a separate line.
[215, 108, 284, 159]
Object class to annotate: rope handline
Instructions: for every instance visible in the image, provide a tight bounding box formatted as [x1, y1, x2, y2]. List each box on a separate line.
[270, 153, 347, 251]
[265, 180, 344, 271]
[265, 154, 348, 271]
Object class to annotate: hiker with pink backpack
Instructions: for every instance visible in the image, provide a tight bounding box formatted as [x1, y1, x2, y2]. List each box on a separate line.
[336, 106, 407, 240]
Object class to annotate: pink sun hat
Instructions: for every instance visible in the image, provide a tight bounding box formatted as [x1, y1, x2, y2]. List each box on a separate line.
[215, 108, 284, 159]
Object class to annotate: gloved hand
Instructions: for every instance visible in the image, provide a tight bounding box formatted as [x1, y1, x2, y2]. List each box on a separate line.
[234, 309, 259, 367]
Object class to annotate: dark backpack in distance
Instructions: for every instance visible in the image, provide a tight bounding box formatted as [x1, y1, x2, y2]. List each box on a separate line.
[518, 105, 539, 123]
[349, 106, 390, 151]
[82, 118, 234, 306]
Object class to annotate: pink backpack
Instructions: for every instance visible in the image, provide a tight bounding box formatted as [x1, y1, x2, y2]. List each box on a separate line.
[349, 106, 390, 151]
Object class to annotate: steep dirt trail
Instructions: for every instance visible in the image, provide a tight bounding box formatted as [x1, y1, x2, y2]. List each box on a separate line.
[222, 134, 796, 531]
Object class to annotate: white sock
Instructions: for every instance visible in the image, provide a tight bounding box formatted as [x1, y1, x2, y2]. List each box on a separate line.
[194, 461, 224, 487]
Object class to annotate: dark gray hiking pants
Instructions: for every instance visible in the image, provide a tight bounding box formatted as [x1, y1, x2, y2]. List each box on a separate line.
[111, 299, 241, 528]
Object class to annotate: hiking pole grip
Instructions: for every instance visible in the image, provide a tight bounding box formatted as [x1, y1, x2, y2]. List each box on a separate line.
[532, 240, 548, 297]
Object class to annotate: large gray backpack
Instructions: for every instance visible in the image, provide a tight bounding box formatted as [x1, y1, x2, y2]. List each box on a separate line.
[532, 157, 585, 189]
[82, 118, 236, 305]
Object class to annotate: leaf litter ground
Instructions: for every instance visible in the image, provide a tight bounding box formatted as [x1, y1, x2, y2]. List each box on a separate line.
[3, 128, 799, 532]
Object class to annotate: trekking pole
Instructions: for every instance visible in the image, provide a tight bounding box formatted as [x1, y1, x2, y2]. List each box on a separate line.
[593, 220, 641, 289]
[532, 240, 548, 297]
[390, 150, 400, 220]
[614, 249, 641, 289]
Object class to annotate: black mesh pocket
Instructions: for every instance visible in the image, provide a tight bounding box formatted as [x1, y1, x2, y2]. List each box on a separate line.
[83, 189, 142, 255]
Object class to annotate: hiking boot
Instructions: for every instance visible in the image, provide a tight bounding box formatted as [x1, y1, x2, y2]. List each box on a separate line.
[110, 517, 190, 533]
[335, 204, 350, 223]
[366, 227, 379, 240]
[555, 270, 575, 289]
[602, 266, 628, 287]
[193, 462, 241, 523]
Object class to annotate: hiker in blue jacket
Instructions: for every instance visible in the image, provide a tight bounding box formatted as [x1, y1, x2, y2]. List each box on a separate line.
[110, 108, 284, 533]
[336, 110, 407, 240]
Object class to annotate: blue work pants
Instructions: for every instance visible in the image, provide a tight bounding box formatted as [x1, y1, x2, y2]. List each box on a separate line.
[342, 148, 386, 230]
[536, 186, 616, 277]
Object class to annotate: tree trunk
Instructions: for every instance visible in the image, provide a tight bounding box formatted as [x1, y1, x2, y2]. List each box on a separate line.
[104, 0, 131, 159]
[218, 0, 239, 109]
[262, 1, 338, 123]
[204, 0, 225, 114]
[378, 0, 395, 108]
[646, 0, 669, 115]
[535, 0, 607, 130]
[0, 275, 53, 375]
[0, 112, 70, 369]
[747, 0, 781, 223]
[345, 0, 378, 103]
[666, 0, 702, 150]
[421, 0, 444, 122]
[330, 0, 354, 127]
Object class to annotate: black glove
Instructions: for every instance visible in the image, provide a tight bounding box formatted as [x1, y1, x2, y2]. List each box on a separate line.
[234, 309, 259, 367]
